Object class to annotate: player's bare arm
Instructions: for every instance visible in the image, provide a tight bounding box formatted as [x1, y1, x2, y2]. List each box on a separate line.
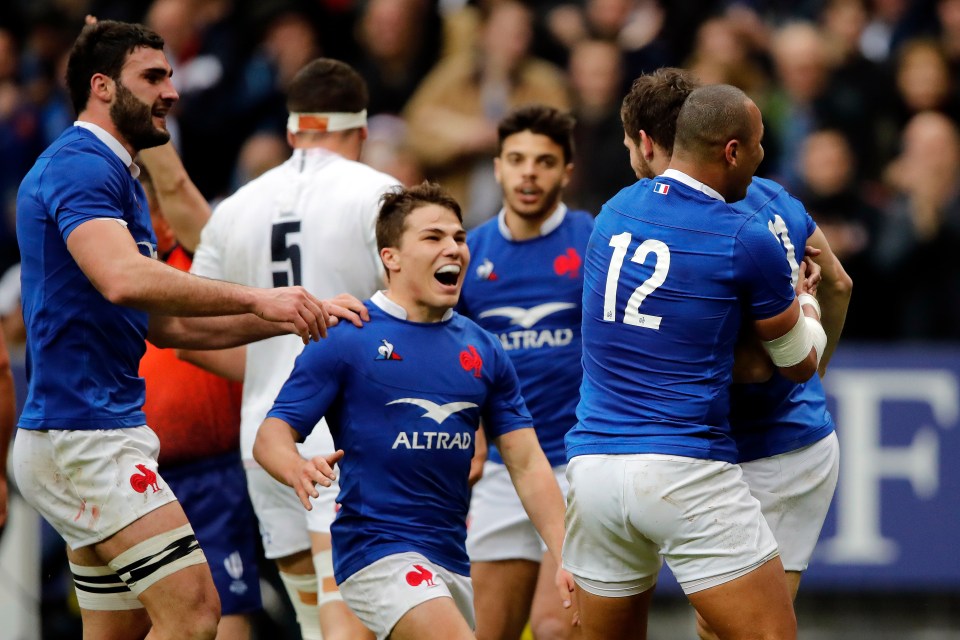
[252, 417, 343, 510]
[495, 428, 575, 612]
[805, 227, 852, 374]
[138, 141, 210, 252]
[67, 217, 329, 342]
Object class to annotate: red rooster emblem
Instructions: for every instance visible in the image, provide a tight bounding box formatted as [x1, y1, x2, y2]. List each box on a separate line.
[553, 248, 582, 278]
[130, 464, 160, 493]
[405, 564, 436, 587]
[459, 345, 483, 378]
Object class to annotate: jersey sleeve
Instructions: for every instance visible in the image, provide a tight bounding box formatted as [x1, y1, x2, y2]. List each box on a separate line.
[47, 151, 128, 241]
[481, 340, 533, 441]
[734, 218, 796, 320]
[190, 202, 229, 280]
[267, 336, 345, 440]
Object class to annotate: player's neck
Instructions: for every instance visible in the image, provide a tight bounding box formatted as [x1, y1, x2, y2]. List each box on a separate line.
[504, 203, 559, 241]
[77, 110, 136, 158]
[382, 289, 450, 323]
[666, 158, 728, 200]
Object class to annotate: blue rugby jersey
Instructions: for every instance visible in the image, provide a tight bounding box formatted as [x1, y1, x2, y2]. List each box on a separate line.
[17, 126, 155, 430]
[267, 293, 533, 582]
[566, 170, 795, 463]
[728, 178, 835, 461]
[457, 206, 594, 465]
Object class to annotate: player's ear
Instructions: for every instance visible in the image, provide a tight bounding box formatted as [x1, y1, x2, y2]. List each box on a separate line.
[639, 130, 655, 161]
[380, 246, 400, 274]
[493, 157, 503, 185]
[725, 140, 739, 165]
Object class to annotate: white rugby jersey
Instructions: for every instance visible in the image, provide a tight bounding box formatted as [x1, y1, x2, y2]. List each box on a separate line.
[191, 147, 400, 460]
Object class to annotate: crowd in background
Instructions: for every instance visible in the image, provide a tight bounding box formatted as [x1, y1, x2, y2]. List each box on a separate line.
[2, 0, 960, 342]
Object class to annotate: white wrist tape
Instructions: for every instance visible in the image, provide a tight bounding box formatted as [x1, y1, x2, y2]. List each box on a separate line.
[798, 293, 821, 319]
[287, 110, 368, 134]
[762, 312, 814, 368]
[805, 315, 827, 368]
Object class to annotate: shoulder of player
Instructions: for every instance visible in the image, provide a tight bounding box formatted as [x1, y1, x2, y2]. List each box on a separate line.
[40, 129, 126, 183]
[453, 313, 505, 351]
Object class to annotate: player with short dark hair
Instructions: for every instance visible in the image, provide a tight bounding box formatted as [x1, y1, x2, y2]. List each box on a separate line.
[457, 103, 592, 640]
[564, 84, 826, 640]
[620, 67, 850, 640]
[189, 56, 400, 640]
[13, 20, 351, 640]
[254, 182, 573, 640]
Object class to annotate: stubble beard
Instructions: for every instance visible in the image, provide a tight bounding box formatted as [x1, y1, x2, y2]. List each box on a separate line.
[111, 80, 170, 152]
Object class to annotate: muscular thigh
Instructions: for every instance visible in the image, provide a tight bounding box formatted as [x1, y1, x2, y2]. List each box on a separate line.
[740, 432, 839, 572]
[13, 427, 176, 550]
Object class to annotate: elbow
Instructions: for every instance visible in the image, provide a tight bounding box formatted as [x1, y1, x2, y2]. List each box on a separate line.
[98, 275, 139, 307]
[777, 351, 818, 383]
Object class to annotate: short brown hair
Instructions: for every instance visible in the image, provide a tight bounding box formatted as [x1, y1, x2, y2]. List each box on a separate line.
[66, 20, 165, 115]
[497, 104, 576, 163]
[376, 182, 462, 253]
[620, 67, 699, 153]
[287, 58, 368, 114]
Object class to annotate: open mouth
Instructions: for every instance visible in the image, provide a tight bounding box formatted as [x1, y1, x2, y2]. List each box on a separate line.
[434, 264, 461, 287]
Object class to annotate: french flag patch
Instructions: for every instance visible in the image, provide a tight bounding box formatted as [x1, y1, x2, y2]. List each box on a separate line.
[654, 182, 670, 195]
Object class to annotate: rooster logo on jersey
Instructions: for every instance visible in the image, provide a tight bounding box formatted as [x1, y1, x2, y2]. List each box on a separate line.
[376, 339, 403, 361]
[553, 248, 581, 278]
[475, 258, 498, 281]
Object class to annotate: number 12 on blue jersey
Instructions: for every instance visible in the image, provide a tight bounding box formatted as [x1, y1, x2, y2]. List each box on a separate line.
[602, 232, 670, 329]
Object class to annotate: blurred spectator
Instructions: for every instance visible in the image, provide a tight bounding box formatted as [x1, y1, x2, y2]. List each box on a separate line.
[565, 39, 636, 214]
[404, 0, 570, 227]
[544, 0, 675, 75]
[892, 38, 960, 125]
[350, 0, 442, 116]
[874, 111, 960, 339]
[819, 0, 900, 179]
[0, 26, 42, 274]
[683, 16, 769, 95]
[859, 0, 938, 62]
[796, 128, 883, 340]
[359, 114, 425, 187]
[765, 21, 834, 189]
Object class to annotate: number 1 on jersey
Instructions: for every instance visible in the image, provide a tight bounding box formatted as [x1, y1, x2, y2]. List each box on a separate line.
[602, 232, 670, 330]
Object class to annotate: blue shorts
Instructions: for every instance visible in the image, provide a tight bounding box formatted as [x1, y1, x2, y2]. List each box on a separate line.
[163, 452, 262, 615]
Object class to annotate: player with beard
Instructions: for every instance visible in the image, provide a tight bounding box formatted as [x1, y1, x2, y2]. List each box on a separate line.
[12, 20, 361, 640]
[456, 104, 592, 640]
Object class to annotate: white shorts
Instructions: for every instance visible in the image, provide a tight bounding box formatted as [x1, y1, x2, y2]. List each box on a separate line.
[741, 432, 840, 572]
[339, 552, 474, 640]
[245, 464, 339, 560]
[563, 454, 778, 596]
[467, 461, 568, 563]
[13, 427, 176, 549]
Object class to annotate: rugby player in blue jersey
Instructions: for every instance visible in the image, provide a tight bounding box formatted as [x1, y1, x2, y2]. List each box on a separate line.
[254, 183, 574, 640]
[564, 84, 828, 640]
[12, 20, 361, 640]
[456, 104, 593, 640]
[619, 68, 851, 640]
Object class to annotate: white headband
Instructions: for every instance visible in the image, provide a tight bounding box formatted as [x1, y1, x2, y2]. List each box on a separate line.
[287, 110, 368, 133]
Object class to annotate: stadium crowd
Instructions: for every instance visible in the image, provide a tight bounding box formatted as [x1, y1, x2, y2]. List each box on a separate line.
[2, 0, 960, 344]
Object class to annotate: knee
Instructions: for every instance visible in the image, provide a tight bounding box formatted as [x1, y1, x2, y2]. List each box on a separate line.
[182, 591, 221, 640]
[531, 612, 573, 640]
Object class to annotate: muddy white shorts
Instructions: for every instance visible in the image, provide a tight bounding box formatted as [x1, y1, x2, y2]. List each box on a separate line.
[338, 552, 474, 640]
[563, 453, 778, 596]
[245, 463, 340, 559]
[12, 426, 176, 549]
[741, 432, 839, 572]
[467, 461, 568, 563]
